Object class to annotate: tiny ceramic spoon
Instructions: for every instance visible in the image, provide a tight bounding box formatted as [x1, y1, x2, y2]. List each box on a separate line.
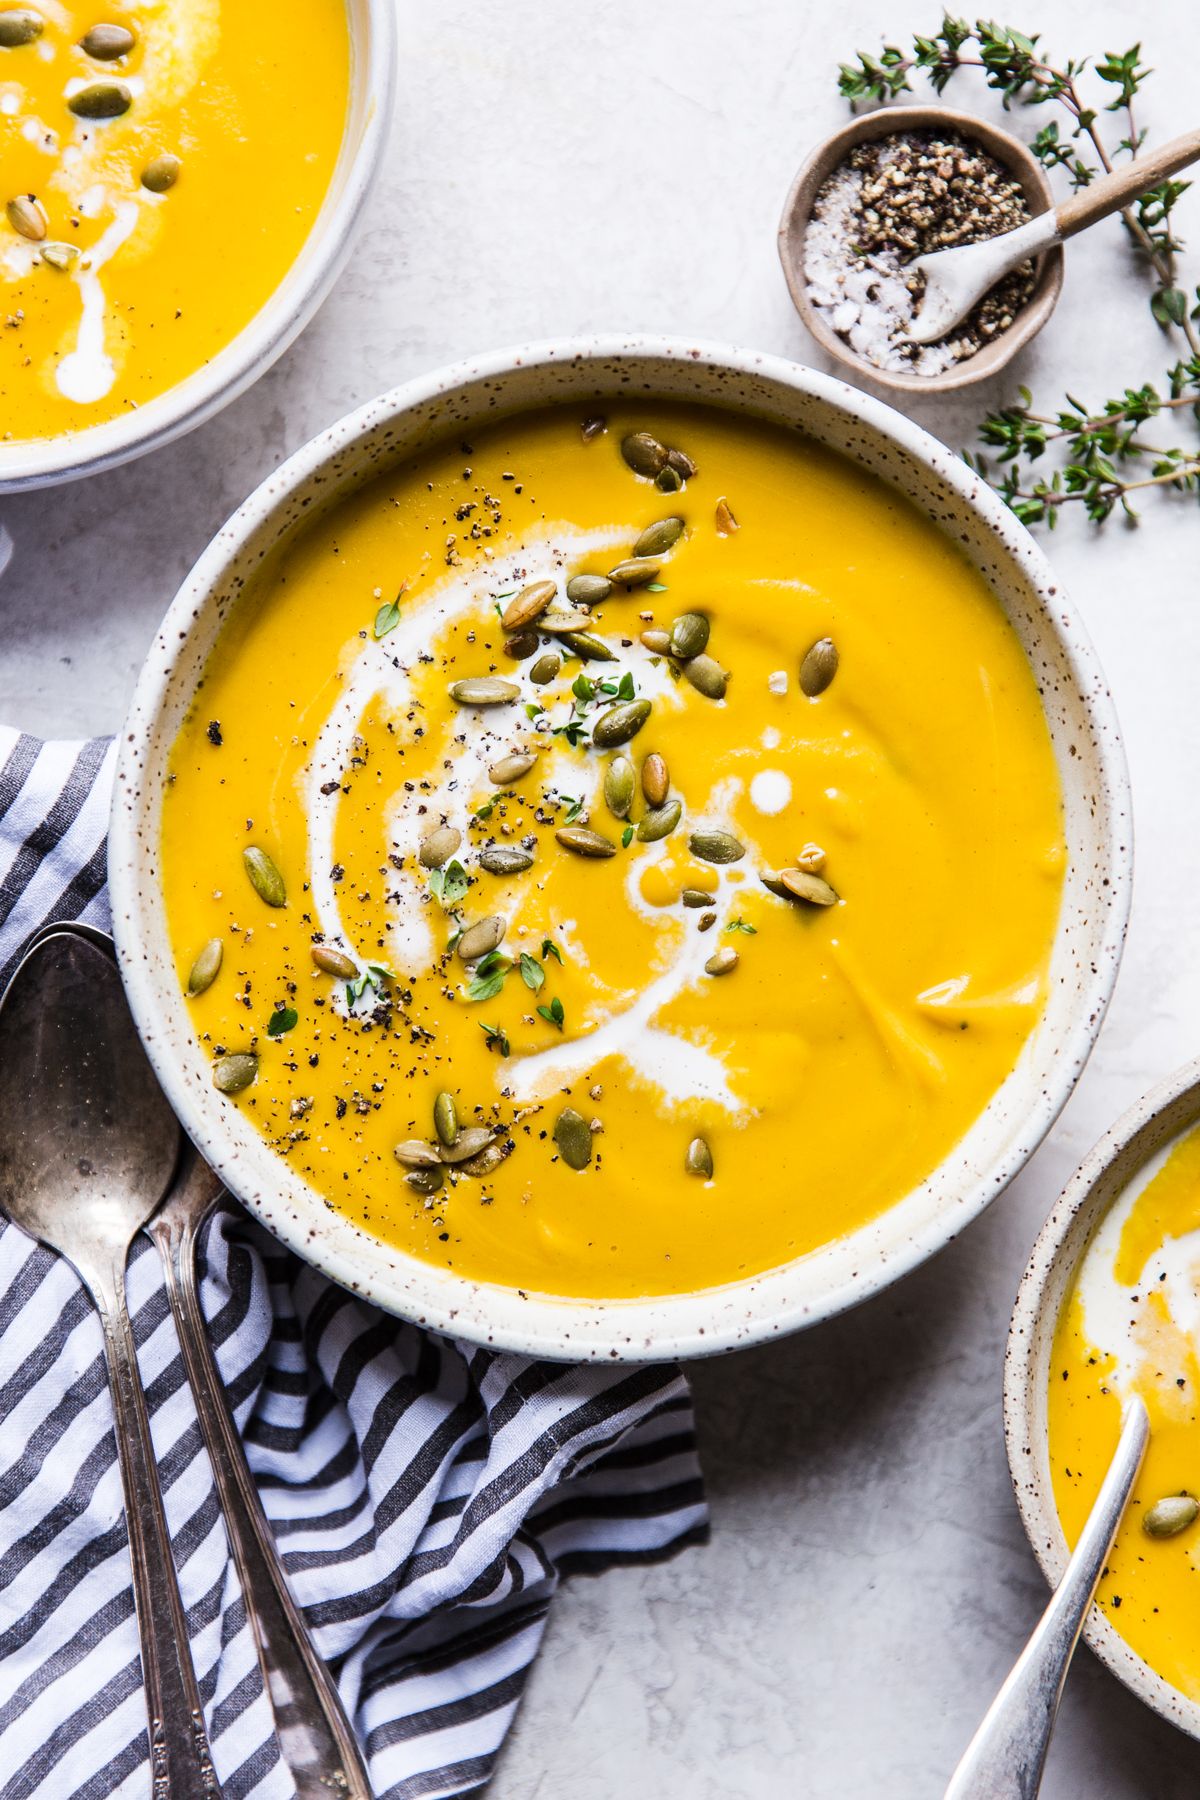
[943, 1395, 1149, 1800]
[907, 127, 1200, 343]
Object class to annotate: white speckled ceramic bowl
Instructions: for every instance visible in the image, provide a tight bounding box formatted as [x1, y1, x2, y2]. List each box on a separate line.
[1005, 1060, 1200, 1739]
[108, 337, 1132, 1361]
[0, 0, 395, 493]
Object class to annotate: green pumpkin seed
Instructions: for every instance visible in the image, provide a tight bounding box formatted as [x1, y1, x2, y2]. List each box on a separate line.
[405, 1166, 443, 1195]
[592, 699, 652, 749]
[669, 612, 709, 660]
[655, 464, 683, 494]
[479, 844, 534, 876]
[621, 431, 667, 478]
[458, 915, 506, 961]
[0, 9, 43, 47]
[394, 1139, 444, 1169]
[608, 556, 661, 588]
[213, 1053, 258, 1096]
[581, 414, 607, 441]
[6, 194, 46, 241]
[779, 868, 839, 907]
[535, 610, 589, 636]
[685, 1136, 713, 1178]
[604, 756, 635, 819]
[243, 845, 286, 907]
[419, 824, 461, 869]
[705, 946, 739, 977]
[666, 447, 698, 480]
[459, 1140, 508, 1178]
[681, 888, 714, 908]
[566, 573, 612, 605]
[141, 152, 181, 193]
[80, 22, 135, 58]
[640, 628, 671, 654]
[556, 826, 616, 859]
[638, 800, 682, 843]
[715, 497, 738, 535]
[641, 753, 669, 806]
[633, 516, 684, 558]
[433, 1090, 459, 1147]
[68, 80, 132, 118]
[698, 911, 717, 931]
[40, 241, 78, 270]
[683, 653, 728, 700]
[440, 1126, 496, 1165]
[561, 630, 617, 663]
[689, 829, 745, 865]
[449, 677, 520, 707]
[501, 579, 556, 631]
[529, 652, 561, 685]
[503, 630, 539, 660]
[554, 1107, 592, 1169]
[1143, 1495, 1199, 1539]
[312, 945, 357, 979]
[187, 938, 223, 996]
[800, 637, 839, 698]
[488, 750, 538, 787]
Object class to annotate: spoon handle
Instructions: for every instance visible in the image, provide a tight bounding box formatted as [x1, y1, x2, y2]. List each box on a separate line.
[944, 1396, 1149, 1800]
[1056, 128, 1200, 239]
[93, 1270, 223, 1797]
[153, 1198, 373, 1800]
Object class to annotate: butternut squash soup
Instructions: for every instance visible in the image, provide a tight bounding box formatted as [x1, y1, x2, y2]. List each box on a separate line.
[1049, 1124, 1200, 1700]
[0, 1, 347, 442]
[161, 404, 1065, 1300]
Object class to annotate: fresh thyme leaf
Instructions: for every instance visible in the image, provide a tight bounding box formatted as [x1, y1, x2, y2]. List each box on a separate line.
[267, 1005, 298, 1037]
[725, 918, 757, 935]
[480, 1020, 510, 1056]
[621, 824, 634, 847]
[645, 581, 668, 593]
[541, 937, 564, 964]
[519, 952, 546, 992]
[466, 953, 512, 1002]
[429, 859, 469, 908]
[374, 597, 402, 639]
[616, 671, 636, 700]
[562, 795, 585, 823]
[537, 996, 565, 1030]
[571, 672, 595, 704]
[474, 798, 495, 820]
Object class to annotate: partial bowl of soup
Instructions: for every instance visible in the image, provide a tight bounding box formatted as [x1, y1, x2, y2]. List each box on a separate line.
[0, 0, 394, 490]
[108, 338, 1130, 1359]
[1007, 1060, 1200, 1739]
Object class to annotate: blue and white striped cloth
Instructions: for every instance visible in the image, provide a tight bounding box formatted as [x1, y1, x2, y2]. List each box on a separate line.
[0, 726, 706, 1800]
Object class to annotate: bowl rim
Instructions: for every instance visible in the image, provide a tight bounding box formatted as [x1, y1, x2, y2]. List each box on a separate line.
[0, 0, 397, 493]
[1004, 1056, 1200, 1738]
[777, 101, 1065, 395]
[108, 333, 1132, 1361]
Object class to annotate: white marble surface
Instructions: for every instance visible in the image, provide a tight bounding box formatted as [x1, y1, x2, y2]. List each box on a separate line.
[3, 1, 1200, 1792]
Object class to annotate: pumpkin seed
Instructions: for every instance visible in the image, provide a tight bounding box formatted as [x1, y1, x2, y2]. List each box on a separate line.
[536, 609, 589, 635]
[312, 945, 357, 979]
[683, 654, 728, 700]
[655, 465, 683, 494]
[503, 630, 539, 660]
[433, 1090, 459, 1147]
[405, 1166, 443, 1195]
[419, 824, 461, 869]
[666, 447, 698, 480]
[187, 938, 223, 996]
[592, 699, 651, 749]
[705, 946, 739, 977]
[501, 579, 556, 631]
[566, 573, 612, 605]
[637, 800, 681, 843]
[621, 431, 667, 478]
[141, 152, 180, 193]
[449, 677, 520, 706]
[6, 194, 46, 241]
[608, 556, 661, 588]
[561, 630, 617, 663]
[68, 80, 132, 118]
[440, 1126, 495, 1165]
[243, 845, 286, 907]
[40, 241, 78, 270]
[669, 612, 709, 660]
[604, 756, 635, 819]
[458, 915, 506, 961]
[393, 1139, 443, 1169]
[80, 22, 135, 59]
[581, 414, 607, 442]
[698, 911, 716, 931]
[685, 1136, 713, 1178]
[1143, 1495, 1199, 1539]
[640, 628, 671, 654]
[633, 516, 684, 558]
[213, 1053, 257, 1096]
[681, 888, 713, 908]
[800, 637, 839, 698]
[459, 1140, 508, 1178]
[715, 497, 738, 535]
[689, 828, 745, 865]
[479, 844, 534, 876]
[554, 1107, 592, 1169]
[556, 826, 616, 859]
[529, 652, 561, 685]
[796, 842, 827, 874]
[779, 868, 839, 907]
[641, 752, 669, 807]
[488, 750, 538, 786]
[0, 10, 43, 46]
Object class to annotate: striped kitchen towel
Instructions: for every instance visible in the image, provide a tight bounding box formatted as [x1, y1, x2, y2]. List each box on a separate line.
[0, 726, 707, 1800]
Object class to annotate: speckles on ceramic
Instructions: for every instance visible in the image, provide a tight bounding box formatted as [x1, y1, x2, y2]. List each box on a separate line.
[107, 337, 1132, 1362]
[0, 0, 396, 495]
[1004, 1059, 1200, 1741]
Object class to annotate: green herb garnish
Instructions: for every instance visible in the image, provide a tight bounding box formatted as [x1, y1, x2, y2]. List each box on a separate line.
[621, 824, 634, 847]
[373, 582, 408, 639]
[726, 918, 757, 934]
[480, 1020, 511, 1056]
[466, 950, 512, 1002]
[542, 937, 564, 965]
[267, 1005, 298, 1037]
[519, 952, 546, 992]
[428, 859, 469, 909]
[537, 996, 565, 1031]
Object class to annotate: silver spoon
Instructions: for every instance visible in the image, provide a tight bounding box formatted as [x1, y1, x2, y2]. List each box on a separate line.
[907, 128, 1200, 345]
[0, 924, 221, 1796]
[944, 1395, 1149, 1799]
